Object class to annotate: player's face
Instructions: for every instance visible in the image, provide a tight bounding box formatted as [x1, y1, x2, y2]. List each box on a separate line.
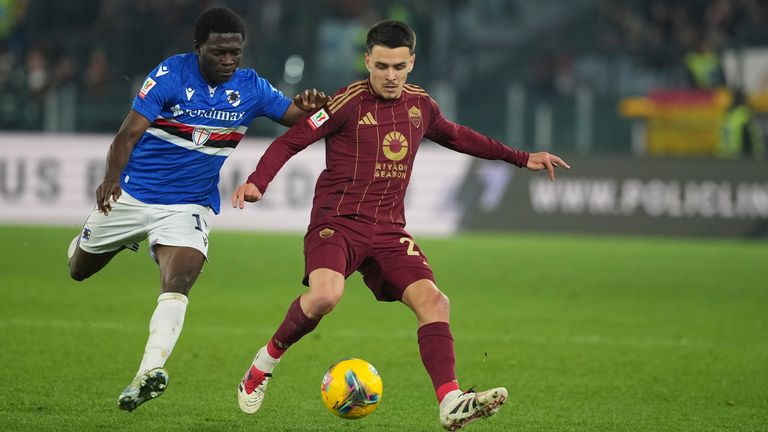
[365, 45, 414, 100]
[195, 32, 243, 84]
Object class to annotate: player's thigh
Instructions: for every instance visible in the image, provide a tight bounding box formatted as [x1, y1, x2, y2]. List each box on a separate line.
[146, 205, 211, 262]
[303, 222, 369, 285]
[360, 230, 435, 302]
[307, 267, 346, 291]
[146, 205, 210, 294]
[70, 196, 148, 277]
[68, 246, 123, 280]
[76, 196, 148, 256]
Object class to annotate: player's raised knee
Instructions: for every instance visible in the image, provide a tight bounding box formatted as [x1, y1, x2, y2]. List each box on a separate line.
[68, 263, 90, 281]
[307, 286, 343, 316]
[306, 269, 344, 316]
[431, 289, 451, 315]
[67, 238, 88, 281]
[306, 277, 344, 316]
[404, 282, 451, 323]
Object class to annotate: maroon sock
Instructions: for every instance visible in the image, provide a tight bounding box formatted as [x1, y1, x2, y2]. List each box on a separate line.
[417, 321, 460, 402]
[267, 296, 321, 358]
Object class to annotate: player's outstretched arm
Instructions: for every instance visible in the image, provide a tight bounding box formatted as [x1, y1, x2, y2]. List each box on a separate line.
[526, 152, 571, 182]
[97, 110, 150, 215]
[278, 89, 332, 127]
[232, 183, 264, 209]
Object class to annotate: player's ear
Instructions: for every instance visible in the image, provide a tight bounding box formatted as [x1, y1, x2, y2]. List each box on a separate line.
[193, 41, 201, 55]
[364, 52, 371, 72]
[408, 54, 415, 72]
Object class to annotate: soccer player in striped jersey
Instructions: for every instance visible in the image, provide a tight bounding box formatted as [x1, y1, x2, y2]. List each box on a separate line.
[233, 20, 570, 430]
[66, 7, 330, 412]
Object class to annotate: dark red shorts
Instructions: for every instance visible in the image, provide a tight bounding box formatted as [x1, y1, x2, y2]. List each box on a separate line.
[303, 217, 435, 302]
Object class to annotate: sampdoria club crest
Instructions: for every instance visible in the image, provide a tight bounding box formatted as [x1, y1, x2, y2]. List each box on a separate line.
[226, 90, 241, 107]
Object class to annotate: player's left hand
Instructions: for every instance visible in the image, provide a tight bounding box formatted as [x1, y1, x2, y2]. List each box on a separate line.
[526, 152, 571, 181]
[293, 89, 331, 112]
[232, 182, 264, 209]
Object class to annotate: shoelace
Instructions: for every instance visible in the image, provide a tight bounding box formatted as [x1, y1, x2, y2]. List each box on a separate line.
[447, 387, 479, 416]
[244, 368, 273, 393]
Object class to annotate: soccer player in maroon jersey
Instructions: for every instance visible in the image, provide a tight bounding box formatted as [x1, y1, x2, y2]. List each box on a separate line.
[232, 20, 570, 430]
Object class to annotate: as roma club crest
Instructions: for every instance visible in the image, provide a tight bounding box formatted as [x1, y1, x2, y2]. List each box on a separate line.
[192, 128, 211, 146]
[319, 228, 335, 239]
[408, 106, 422, 128]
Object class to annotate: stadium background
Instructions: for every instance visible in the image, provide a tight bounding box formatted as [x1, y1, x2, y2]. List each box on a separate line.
[1, 1, 767, 431]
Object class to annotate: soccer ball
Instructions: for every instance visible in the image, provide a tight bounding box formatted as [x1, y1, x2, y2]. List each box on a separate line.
[320, 358, 382, 420]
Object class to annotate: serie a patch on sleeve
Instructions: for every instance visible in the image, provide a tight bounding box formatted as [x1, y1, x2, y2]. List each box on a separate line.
[307, 108, 329, 130]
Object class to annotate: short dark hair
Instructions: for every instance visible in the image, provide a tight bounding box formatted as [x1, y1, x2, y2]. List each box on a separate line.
[366, 20, 416, 54]
[194, 7, 246, 45]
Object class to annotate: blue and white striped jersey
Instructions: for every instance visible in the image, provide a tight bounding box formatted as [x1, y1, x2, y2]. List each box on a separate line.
[123, 53, 291, 213]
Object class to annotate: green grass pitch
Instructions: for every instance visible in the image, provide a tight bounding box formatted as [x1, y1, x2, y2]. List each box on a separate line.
[1, 226, 767, 431]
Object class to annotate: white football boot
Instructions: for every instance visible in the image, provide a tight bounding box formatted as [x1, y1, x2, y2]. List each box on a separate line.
[117, 367, 169, 412]
[439, 387, 508, 431]
[238, 364, 273, 414]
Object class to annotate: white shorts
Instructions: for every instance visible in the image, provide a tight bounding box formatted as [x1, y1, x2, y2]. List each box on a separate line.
[76, 191, 212, 261]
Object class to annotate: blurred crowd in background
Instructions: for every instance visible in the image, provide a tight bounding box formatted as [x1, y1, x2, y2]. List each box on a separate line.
[1, 0, 768, 157]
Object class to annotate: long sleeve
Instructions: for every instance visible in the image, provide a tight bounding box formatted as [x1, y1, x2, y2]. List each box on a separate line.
[247, 104, 345, 192]
[424, 98, 529, 168]
[246, 123, 315, 193]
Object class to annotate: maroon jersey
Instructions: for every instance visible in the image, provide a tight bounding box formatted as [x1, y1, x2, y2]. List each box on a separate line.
[248, 80, 529, 227]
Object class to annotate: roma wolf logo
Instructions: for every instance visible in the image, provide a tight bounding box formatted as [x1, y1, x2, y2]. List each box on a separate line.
[408, 106, 422, 128]
[192, 128, 211, 146]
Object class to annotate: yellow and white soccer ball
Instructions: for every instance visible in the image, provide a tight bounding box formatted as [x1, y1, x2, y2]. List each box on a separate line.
[320, 358, 382, 419]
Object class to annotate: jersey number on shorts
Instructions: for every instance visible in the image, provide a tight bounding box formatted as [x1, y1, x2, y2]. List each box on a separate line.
[192, 214, 203, 232]
[399, 237, 420, 256]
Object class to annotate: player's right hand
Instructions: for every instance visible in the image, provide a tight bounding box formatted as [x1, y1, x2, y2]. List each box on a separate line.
[232, 182, 263, 209]
[293, 89, 332, 111]
[95, 179, 122, 215]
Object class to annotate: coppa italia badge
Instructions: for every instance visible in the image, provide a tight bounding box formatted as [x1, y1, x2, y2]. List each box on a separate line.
[192, 128, 211, 146]
[138, 77, 157, 99]
[307, 109, 329, 130]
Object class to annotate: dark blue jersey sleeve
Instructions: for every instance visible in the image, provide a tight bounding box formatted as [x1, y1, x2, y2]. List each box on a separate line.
[250, 73, 292, 123]
[131, 61, 177, 122]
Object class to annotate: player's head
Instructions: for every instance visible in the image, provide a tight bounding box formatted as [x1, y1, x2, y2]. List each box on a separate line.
[193, 7, 246, 84]
[365, 20, 416, 100]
